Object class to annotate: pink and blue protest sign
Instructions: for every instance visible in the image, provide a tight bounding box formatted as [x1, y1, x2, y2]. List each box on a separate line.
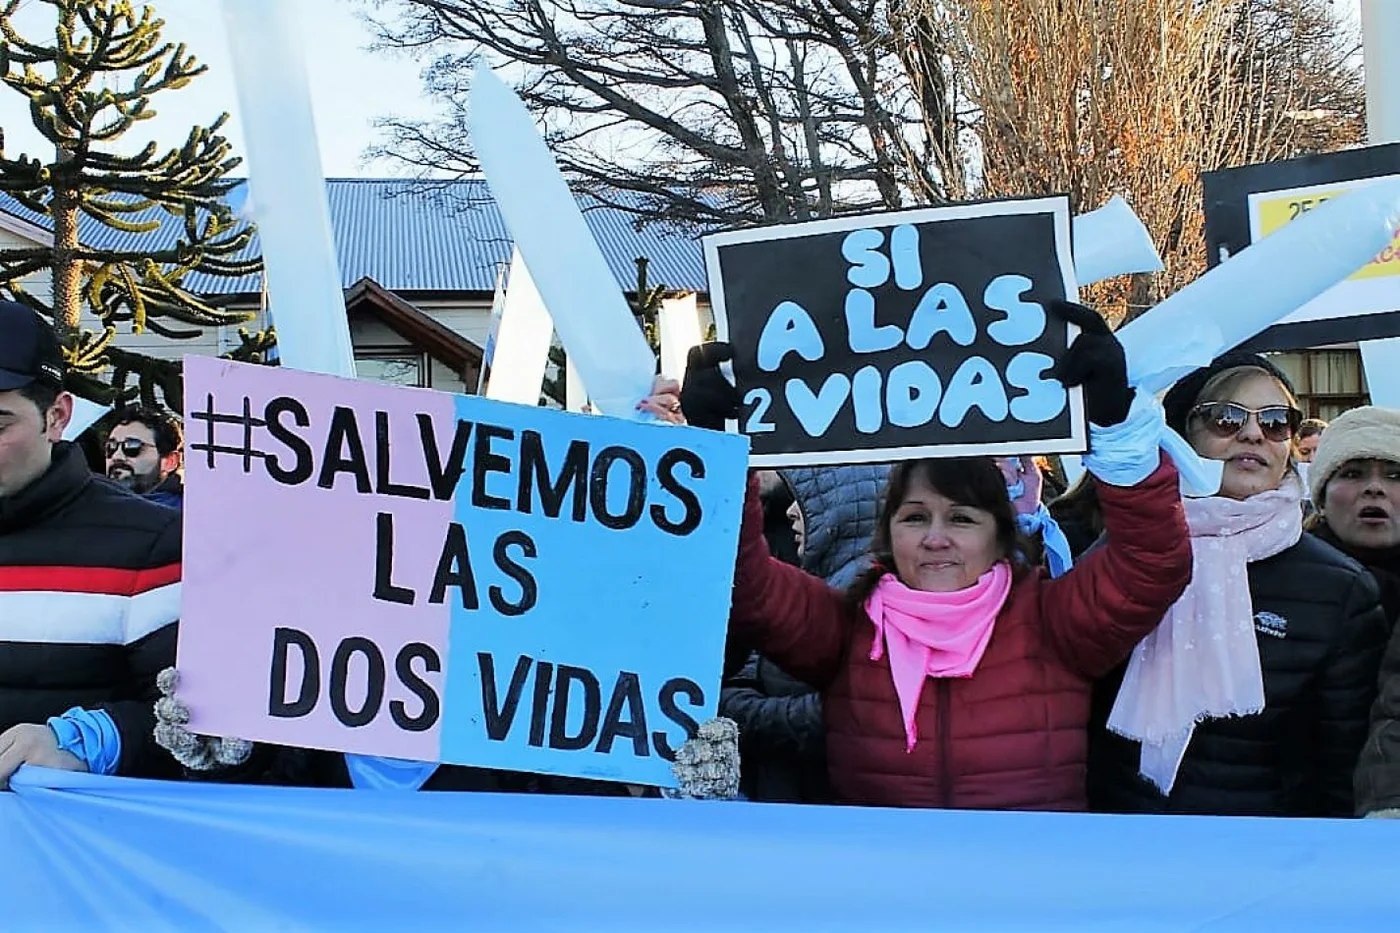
[176, 356, 749, 787]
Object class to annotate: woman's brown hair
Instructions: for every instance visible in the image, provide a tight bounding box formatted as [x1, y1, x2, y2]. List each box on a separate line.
[848, 457, 1029, 606]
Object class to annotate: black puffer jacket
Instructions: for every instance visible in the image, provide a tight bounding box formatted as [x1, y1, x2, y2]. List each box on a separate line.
[1312, 523, 1400, 629]
[720, 652, 829, 803]
[1089, 534, 1388, 817]
[1311, 526, 1400, 816]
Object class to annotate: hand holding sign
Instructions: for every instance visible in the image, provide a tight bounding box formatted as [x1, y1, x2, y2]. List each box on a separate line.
[663, 716, 741, 800]
[1045, 300, 1132, 427]
[153, 668, 253, 771]
[680, 343, 741, 431]
[635, 375, 685, 424]
[705, 197, 1084, 466]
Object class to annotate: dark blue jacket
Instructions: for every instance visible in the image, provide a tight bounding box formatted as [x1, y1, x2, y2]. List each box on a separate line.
[145, 474, 183, 509]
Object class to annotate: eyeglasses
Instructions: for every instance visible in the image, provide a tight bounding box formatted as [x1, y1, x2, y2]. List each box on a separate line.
[1189, 401, 1302, 443]
[105, 438, 155, 458]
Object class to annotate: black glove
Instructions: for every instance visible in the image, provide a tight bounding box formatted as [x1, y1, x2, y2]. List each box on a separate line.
[1045, 300, 1132, 427]
[681, 342, 740, 431]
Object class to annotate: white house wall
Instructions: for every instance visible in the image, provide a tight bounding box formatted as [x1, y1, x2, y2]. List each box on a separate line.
[417, 300, 494, 347]
[0, 227, 52, 306]
[348, 315, 411, 349]
[28, 280, 710, 397]
[417, 296, 716, 360]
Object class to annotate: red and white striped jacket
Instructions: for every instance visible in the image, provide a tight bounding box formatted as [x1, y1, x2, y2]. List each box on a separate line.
[0, 442, 182, 777]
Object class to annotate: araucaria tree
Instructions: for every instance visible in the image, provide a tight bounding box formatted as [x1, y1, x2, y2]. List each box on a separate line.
[0, 0, 263, 404]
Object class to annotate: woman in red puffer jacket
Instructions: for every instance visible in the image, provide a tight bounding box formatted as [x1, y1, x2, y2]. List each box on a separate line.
[682, 301, 1192, 810]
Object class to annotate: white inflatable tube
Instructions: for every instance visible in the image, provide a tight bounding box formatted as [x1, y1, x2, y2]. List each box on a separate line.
[1119, 178, 1400, 395]
[219, 0, 354, 379]
[469, 65, 657, 419]
[1071, 196, 1164, 285]
[1114, 178, 1400, 494]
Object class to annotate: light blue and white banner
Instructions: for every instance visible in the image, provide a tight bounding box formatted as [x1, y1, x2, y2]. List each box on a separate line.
[4, 767, 1399, 931]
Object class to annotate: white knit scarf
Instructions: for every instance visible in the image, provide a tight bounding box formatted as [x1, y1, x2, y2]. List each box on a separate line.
[1107, 473, 1303, 793]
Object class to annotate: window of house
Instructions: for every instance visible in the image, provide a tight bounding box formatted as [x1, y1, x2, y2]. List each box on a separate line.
[355, 352, 427, 387]
[1266, 348, 1368, 420]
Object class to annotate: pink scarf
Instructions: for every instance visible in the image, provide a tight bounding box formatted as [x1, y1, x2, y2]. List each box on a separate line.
[865, 563, 1014, 752]
[1108, 474, 1303, 793]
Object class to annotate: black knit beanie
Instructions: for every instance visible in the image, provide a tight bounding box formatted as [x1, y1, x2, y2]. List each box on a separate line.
[1162, 352, 1296, 435]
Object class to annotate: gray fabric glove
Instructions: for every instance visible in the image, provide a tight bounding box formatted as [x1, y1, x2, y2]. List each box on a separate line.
[1364, 807, 1400, 819]
[153, 667, 254, 770]
[662, 716, 741, 800]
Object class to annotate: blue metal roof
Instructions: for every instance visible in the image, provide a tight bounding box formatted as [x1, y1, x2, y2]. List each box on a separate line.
[0, 179, 711, 296]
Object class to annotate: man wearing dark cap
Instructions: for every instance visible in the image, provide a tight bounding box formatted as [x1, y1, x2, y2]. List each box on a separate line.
[0, 301, 182, 787]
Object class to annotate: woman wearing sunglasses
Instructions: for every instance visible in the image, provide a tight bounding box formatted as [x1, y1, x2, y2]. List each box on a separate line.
[1088, 354, 1389, 817]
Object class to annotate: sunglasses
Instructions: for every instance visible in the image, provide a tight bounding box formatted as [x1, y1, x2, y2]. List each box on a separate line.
[105, 438, 155, 458]
[1189, 401, 1302, 443]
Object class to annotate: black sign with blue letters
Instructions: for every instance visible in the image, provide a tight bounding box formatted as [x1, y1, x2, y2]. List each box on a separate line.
[703, 197, 1086, 466]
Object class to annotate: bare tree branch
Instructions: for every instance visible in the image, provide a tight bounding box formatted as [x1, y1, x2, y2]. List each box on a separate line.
[940, 0, 1363, 323]
[361, 0, 955, 224]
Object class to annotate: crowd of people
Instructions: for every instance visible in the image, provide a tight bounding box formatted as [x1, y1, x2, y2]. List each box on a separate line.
[3, 294, 1400, 822]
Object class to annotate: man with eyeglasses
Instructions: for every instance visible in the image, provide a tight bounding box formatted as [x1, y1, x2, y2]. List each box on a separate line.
[0, 301, 182, 788]
[106, 405, 184, 508]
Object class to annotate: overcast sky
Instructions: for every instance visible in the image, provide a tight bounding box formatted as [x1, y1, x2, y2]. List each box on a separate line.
[0, 0, 435, 178]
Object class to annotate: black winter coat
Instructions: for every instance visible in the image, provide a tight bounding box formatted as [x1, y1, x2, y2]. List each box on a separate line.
[719, 652, 829, 803]
[0, 442, 182, 778]
[1355, 622, 1400, 815]
[1311, 523, 1400, 629]
[1311, 526, 1400, 816]
[1089, 534, 1388, 817]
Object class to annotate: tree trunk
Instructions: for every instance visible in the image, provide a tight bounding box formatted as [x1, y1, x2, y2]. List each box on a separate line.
[50, 189, 82, 348]
[49, 9, 82, 350]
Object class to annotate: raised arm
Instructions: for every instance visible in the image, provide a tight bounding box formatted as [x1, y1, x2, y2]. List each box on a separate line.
[1040, 454, 1192, 678]
[1036, 300, 1192, 678]
[679, 344, 853, 688]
